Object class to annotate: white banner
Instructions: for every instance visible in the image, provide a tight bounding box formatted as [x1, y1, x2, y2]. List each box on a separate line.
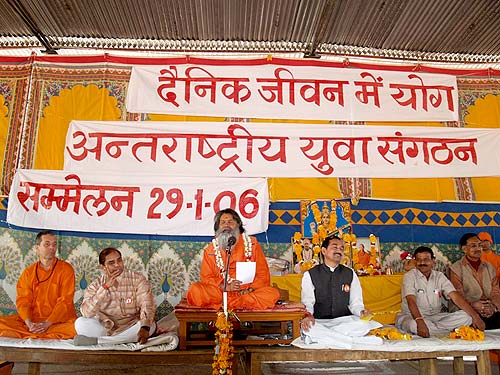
[64, 121, 500, 178]
[7, 170, 269, 236]
[126, 62, 458, 121]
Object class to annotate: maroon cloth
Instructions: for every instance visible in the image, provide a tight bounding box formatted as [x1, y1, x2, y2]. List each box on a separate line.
[467, 256, 482, 271]
[174, 298, 305, 313]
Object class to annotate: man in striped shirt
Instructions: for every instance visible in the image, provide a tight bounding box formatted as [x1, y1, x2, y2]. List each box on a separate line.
[74, 247, 156, 346]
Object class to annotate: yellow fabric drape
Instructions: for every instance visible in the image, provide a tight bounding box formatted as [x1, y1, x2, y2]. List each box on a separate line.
[34, 84, 121, 170]
[268, 178, 343, 201]
[371, 178, 457, 201]
[12, 62, 500, 203]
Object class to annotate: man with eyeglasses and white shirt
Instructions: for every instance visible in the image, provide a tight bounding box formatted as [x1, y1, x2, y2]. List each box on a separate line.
[450, 232, 500, 329]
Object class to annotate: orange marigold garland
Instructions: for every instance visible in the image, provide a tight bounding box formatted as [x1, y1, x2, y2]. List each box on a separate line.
[293, 232, 303, 262]
[369, 327, 412, 340]
[449, 325, 485, 341]
[213, 311, 234, 375]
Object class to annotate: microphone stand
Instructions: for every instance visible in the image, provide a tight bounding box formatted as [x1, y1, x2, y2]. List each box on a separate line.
[222, 243, 233, 317]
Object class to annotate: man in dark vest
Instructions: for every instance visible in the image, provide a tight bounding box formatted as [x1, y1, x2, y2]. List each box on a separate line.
[300, 235, 371, 331]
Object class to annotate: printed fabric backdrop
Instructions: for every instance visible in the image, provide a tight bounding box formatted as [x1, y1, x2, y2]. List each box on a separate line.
[1, 198, 500, 317]
[0, 56, 499, 317]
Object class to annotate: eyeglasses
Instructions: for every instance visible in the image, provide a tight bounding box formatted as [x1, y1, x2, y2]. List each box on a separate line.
[467, 242, 481, 248]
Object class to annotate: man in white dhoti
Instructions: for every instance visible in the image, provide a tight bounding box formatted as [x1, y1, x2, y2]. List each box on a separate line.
[299, 236, 381, 348]
[396, 246, 484, 337]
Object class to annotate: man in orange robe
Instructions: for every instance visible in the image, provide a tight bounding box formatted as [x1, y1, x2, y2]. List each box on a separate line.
[0, 230, 77, 339]
[187, 208, 279, 310]
[479, 232, 500, 281]
[356, 244, 371, 268]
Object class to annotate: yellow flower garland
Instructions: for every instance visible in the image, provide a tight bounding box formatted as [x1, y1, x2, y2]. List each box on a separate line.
[213, 311, 234, 375]
[449, 325, 485, 341]
[369, 327, 412, 340]
[293, 232, 303, 262]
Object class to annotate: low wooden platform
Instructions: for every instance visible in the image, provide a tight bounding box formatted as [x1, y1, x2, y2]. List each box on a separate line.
[245, 346, 492, 375]
[1, 343, 495, 375]
[0, 346, 243, 375]
[175, 303, 305, 350]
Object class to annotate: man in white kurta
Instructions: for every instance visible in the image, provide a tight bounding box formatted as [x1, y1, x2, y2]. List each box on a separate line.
[300, 236, 382, 348]
[396, 246, 484, 337]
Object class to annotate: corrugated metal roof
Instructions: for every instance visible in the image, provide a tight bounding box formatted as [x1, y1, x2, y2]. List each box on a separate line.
[0, 0, 499, 64]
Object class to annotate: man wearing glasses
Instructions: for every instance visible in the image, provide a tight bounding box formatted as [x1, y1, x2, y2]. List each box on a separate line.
[449, 233, 500, 329]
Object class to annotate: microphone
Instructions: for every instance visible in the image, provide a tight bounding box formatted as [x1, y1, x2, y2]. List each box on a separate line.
[227, 236, 236, 250]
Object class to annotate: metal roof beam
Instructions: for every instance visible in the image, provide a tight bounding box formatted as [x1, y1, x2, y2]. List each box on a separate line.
[7, 0, 58, 54]
[304, 0, 335, 58]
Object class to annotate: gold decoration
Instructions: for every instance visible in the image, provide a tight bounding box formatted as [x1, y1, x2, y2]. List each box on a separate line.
[299, 260, 316, 273]
[311, 202, 321, 223]
[327, 202, 337, 233]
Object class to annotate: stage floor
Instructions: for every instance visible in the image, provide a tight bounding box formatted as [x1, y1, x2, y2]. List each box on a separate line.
[9, 357, 500, 375]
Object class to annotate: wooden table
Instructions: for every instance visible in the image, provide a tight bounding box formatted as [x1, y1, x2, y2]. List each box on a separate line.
[0, 346, 244, 375]
[175, 308, 305, 350]
[245, 347, 492, 375]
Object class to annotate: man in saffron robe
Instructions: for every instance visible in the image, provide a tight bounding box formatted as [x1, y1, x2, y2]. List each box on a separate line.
[356, 244, 371, 268]
[0, 230, 77, 339]
[478, 232, 500, 281]
[187, 208, 279, 310]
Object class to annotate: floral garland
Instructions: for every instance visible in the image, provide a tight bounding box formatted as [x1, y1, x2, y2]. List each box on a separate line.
[212, 311, 234, 375]
[292, 232, 321, 272]
[213, 233, 252, 282]
[293, 232, 303, 262]
[369, 327, 412, 340]
[449, 325, 485, 341]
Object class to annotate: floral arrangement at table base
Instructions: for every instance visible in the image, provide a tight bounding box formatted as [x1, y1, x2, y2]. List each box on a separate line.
[449, 325, 485, 341]
[212, 311, 234, 375]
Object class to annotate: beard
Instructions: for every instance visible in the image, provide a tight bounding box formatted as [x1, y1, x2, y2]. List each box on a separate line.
[216, 227, 240, 250]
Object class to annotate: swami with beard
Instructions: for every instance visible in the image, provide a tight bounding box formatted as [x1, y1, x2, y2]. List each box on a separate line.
[187, 208, 279, 309]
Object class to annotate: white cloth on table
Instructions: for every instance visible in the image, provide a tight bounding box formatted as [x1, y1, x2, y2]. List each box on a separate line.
[302, 315, 383, 349]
